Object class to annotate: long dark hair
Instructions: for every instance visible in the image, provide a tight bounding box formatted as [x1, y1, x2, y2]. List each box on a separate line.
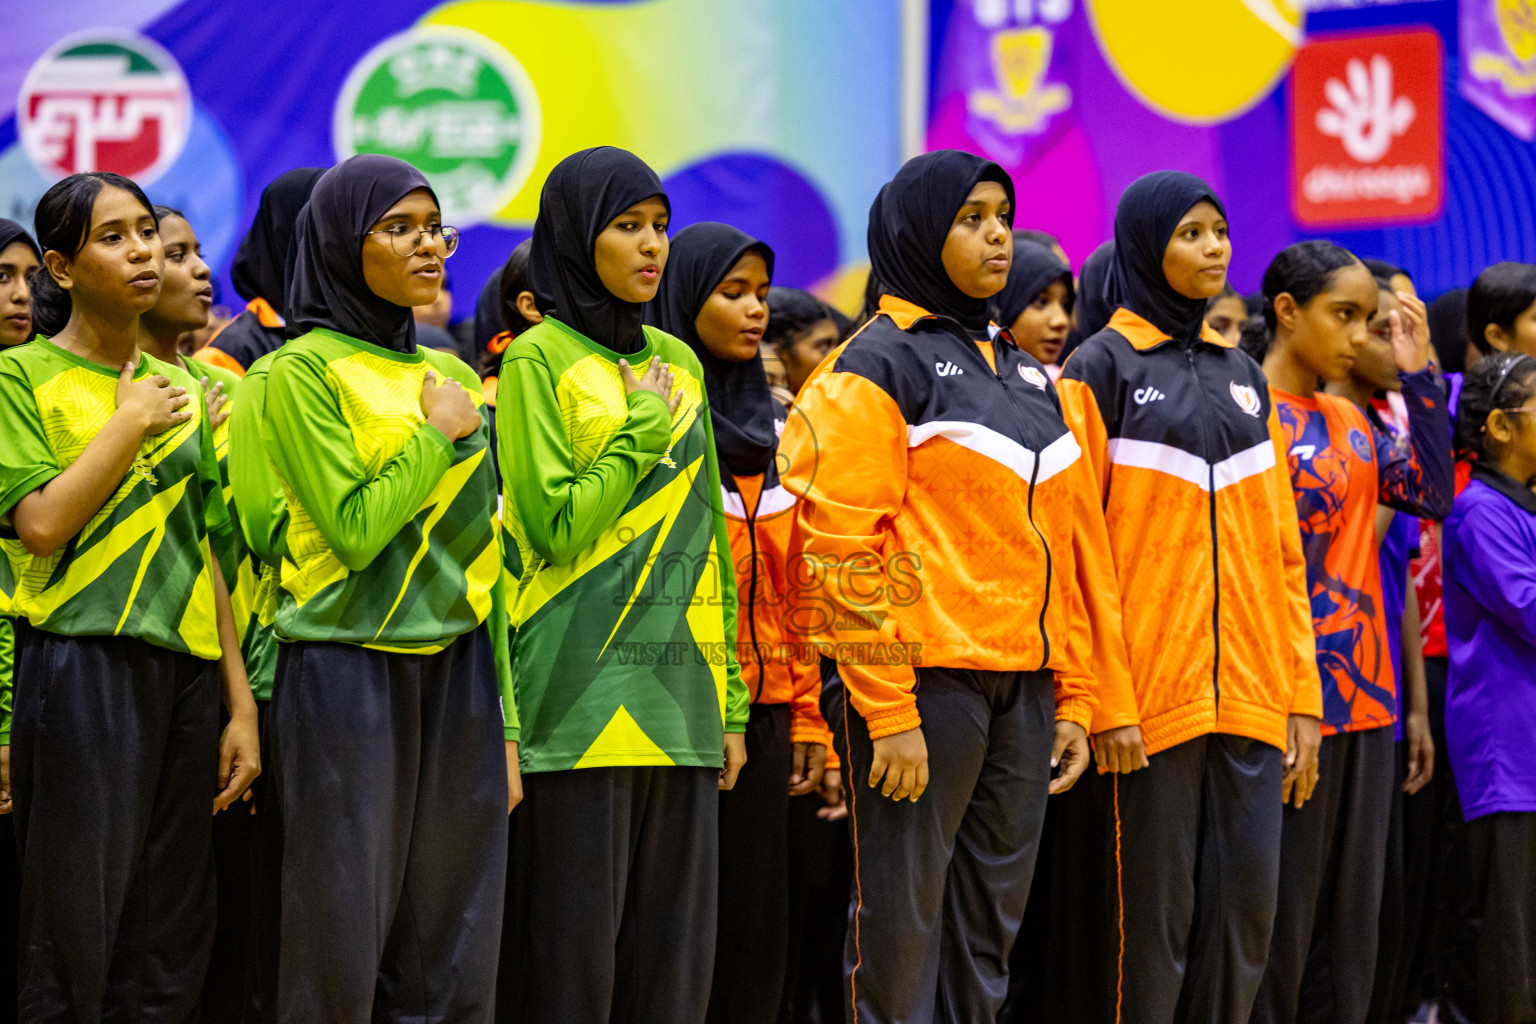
[30, 172, 159, 335]
[1466, 262, 1536, 356]
[1261, 240, 1360, 332]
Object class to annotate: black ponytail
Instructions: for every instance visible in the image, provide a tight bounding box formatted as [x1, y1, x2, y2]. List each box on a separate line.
[1456, 350, 1536, 461]
[1466, 262, 1536, 355]
[1261, 240, 1360, 332]
[27, 266, 70, 337]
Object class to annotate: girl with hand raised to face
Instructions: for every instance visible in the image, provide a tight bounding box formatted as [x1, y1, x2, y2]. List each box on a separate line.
[259, 154, 516, 1021]
[495, 148, 749, 1024]
[1055, 172, 1323, 1024]
[777, 150, 1104, 1024]
[0, 171, 259, 1021]
[1250, 241, 1453, 1024]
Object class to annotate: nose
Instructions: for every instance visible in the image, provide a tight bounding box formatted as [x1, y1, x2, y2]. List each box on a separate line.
[638, 228, 661, 257]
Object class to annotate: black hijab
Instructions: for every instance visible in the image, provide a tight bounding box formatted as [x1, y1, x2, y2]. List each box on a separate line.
[0, 219, 40, 262]
[867, 150, 1014, 332]
[992, 239, 1074, 329]
[646, 222, 778, 481]
[287, 155, 435, 353]
[529, 147, 668, 354]
[1076, 241, 1118, 338]
[1108, 171, 1226, 344]
[231, 168, 324, 319]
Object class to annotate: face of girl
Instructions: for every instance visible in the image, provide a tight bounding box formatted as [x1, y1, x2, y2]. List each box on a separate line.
[361, 188, 445, 308]
[781, 318, 838, 395]
[694, 250, 770, 362]
[1162, 200, 1230, 301]
[1284, 261, 1377, 383]
[594, 196, 669, 304]
[941, 181, 1012, 300]
[1009, 278, 1071, 365]
[1206, 294, 1246, 347]
[0, 241, 39, 345]
[1358, 288, 1404, 393]
[1484, 297, 1536, 358]
[1485, 375, 1536, 487]
[142, 215, 212, 336]
[46, 186, 163, 318]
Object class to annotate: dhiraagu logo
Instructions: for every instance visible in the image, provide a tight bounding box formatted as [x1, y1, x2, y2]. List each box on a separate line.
[334, 26, 541, 225]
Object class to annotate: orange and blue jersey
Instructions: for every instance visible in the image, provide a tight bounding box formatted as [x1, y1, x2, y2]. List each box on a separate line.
[1273, 368, 1453, 735]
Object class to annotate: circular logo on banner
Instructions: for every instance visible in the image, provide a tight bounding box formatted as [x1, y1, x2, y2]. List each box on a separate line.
[18, 30, 193, 185]
[334, 26, 542, 225]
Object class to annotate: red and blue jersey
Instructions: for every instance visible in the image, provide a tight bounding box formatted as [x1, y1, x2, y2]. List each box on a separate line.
[1273, 369, 1453, 735]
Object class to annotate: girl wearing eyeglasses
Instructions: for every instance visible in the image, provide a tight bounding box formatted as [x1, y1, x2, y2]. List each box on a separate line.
[258, 154, 517, 1020]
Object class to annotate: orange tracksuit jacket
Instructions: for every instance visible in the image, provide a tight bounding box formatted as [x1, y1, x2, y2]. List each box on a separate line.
[777, 296, 1113, 741]
[1056, 309, 1322, 755]
[724, 470, 837, 764]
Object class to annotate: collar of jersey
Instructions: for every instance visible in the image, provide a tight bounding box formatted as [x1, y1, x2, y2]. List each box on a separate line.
[37, 337, 165, 379]
[1108, 307, 1232, 353]
[1471, 461, 1536, 515]
[542, 315, 657, 366]
[306, 327, 425, 363]
[874, 295, 1011, 346]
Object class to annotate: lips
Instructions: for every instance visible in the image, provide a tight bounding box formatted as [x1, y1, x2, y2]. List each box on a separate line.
[638, 265, 659, 280]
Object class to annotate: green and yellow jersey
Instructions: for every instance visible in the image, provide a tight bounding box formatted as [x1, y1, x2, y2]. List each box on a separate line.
[0, 341, 230, 668]
[498, 317, 747, 774]
[260, 328, 516, 739]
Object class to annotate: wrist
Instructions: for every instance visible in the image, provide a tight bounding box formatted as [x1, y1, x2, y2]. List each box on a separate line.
[112, 405, 153, 436]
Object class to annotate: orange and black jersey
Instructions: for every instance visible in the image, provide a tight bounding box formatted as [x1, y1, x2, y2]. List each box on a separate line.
[778, 296, 1110, 740]
[1058, 309, 1321, 755]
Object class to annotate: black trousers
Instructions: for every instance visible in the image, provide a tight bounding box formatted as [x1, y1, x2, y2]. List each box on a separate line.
[1366, 743, 1407, 1024]
[271, 631, 507, 1024]
[1252, 726, 1395, 1024]
[12, 628, 219, 1024]
[503, 764, 719, 1024]
[708, 702, 793, 1024]
[780, 786, 853, 1024]
[1465, 812, 1536, 1024]
[827, 665, 1054, 1024]
[1114, 732, 1283, 1024]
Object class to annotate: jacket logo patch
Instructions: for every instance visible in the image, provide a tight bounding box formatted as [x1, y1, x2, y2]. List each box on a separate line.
[1349, 428, 1374, 462]
[1133, 386, 1166, 405]
[1018, 365, 1048, 389]
[1230, 381, 1263, 417]
[935, 361, 964, 377]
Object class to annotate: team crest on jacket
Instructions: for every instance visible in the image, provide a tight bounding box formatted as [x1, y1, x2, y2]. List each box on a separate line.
[1349, 428, 1374, 462]
[1229, 381, 1262, 417]
[1019, 364, 1048, 389]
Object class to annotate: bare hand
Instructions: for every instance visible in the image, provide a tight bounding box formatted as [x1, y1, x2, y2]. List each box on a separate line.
[620, 357, 681, 416]
[816, 767, 847, 821]
[1282, 713, 1322, 809]
[1404, 711, 1435, 796]
[0, 744, 10, 816]
[214, 710, 261, 814]
[506, 740, 523, 813]
[720, 732, 748, 790]
[1051, 721, 1091, 794]
[789, 741, 827, 796]
[1093, 724, 1149, 775]
[116, 360, 191, 436]
[420, 370, 479, 441]
[201, 376, 230, 431]
[1389, 292, 1431, 374]
[870, 726, 928, 802]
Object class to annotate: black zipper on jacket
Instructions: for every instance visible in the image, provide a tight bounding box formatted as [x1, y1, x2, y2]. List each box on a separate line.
[1185, 344, 1221, 708]
[990, 337, 1053, 669]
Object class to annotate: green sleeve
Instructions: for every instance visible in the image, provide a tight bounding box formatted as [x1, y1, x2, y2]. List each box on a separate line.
[0, 616, 12, 744]
[198, 378, 233, 551]
[262, 351, 453, 573]
[496, 353, 672, 567]
[489, 562, 519, 742]
[227, 370, 288, 566]
[0, 370, 60, 522]
[700, 403, 748, 732]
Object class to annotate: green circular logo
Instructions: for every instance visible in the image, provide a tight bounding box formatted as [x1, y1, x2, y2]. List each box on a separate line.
[334, 25, 541, 225]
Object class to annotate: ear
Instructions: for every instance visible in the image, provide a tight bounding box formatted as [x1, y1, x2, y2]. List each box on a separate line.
[1487, 322, 1513, 352]
[1273, 292, 1299, 332]
[1487, 407, 1517, 448]
[43, 250, 73, 292]
[514, 290, 542, 325]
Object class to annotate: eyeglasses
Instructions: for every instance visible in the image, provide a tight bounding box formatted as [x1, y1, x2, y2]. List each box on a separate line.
[366, 223, 460, 258]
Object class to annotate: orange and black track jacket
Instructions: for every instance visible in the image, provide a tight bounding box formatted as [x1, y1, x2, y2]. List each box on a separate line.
[1057, 308, 1322, 756]
[778, 296, 1112, 741]
[724, 469, 838, 765]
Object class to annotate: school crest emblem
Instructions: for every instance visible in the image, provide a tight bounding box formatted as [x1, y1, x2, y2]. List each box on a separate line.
[1230, 381, 1263, 417]
[18, 30, 193, 185]
[1019, 364, 1049, 389]
[1349, 428, 1374, 462]
[335, 26, 542, 225]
